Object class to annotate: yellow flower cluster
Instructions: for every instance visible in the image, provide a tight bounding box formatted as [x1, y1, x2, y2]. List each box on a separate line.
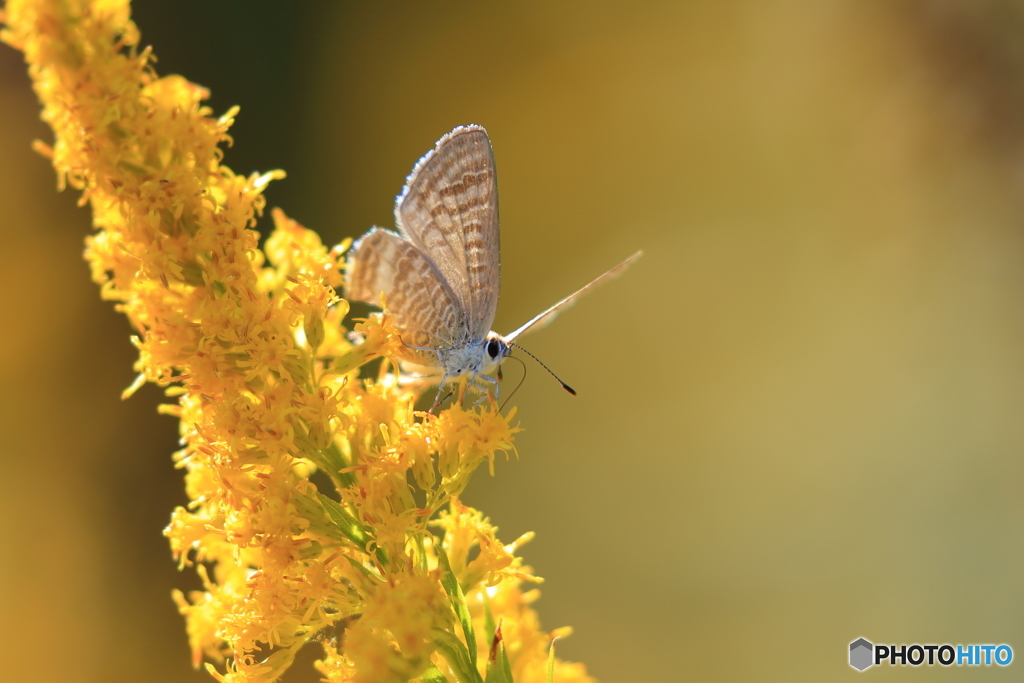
[1, 1, 595, 681]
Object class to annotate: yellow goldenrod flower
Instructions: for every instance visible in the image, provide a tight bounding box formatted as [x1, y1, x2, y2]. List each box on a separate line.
[1, 1, 595, 681]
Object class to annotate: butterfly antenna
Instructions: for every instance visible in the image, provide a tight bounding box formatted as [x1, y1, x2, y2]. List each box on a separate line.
[510, 342, 576, 396]
[499, 356, 528, 411]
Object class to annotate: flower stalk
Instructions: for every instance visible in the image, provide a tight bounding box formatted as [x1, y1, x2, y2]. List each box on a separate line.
[1, 1, 595, 681]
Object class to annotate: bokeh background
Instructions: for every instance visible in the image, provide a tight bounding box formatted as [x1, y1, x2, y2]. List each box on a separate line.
[3, 1, 1024, 681]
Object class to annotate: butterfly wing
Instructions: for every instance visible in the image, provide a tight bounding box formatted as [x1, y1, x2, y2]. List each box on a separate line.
[346, 227, 466, 367]
[505, 250, 643, 342]
[395, 125, 500, 343]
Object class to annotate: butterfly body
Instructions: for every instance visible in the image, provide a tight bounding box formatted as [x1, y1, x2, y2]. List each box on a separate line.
[345, 125, 639, 402]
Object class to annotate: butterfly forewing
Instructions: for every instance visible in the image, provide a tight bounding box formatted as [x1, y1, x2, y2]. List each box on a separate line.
[346, 227, 463, 366]
[396, 125, 500, 342]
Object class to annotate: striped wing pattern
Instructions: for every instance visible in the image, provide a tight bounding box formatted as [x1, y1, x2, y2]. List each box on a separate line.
[395, 125, 500, 342]
[346, 227, 464, 367]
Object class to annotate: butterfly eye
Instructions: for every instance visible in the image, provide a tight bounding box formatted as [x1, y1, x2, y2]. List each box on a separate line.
[487, 338, 501, 359]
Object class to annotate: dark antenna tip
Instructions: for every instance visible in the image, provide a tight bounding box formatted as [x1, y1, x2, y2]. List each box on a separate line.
[510, 342, 576, 396]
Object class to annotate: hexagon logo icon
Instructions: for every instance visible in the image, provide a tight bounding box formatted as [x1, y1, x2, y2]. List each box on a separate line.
[850, 638, 874, 671]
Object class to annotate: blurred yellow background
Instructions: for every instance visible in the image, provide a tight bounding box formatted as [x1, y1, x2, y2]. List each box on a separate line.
[2, 1, 1023, 681]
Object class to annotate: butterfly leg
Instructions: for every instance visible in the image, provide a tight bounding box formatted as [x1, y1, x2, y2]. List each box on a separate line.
[431, 372, 474, 412]
[429, 372, 454, 412]
[398, 337, 447, 367]
[469, 372, 499, 406]
[396, 337, 451, 410]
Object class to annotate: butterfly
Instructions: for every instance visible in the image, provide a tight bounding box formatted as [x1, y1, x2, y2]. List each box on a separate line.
[344, 124, 640, 404]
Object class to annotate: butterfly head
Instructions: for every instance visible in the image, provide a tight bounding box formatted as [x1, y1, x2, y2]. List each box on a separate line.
[485, 332, 577, 397]
[480, 331, 513, 377]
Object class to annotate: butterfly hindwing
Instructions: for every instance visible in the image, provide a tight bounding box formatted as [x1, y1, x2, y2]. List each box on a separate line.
[346, 228, 466, 366]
